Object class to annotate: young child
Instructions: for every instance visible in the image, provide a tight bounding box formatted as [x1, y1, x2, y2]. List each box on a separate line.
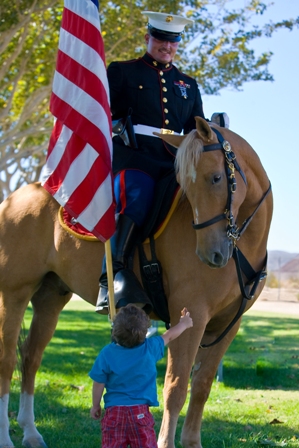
[89, 304, 193, 448]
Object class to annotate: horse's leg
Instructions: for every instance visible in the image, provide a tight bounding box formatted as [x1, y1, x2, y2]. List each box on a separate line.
[180, 322, 241, 448]
[158, 325, 200, 448]
[0, 288, 34, 448]
[17, 273, 72, 448]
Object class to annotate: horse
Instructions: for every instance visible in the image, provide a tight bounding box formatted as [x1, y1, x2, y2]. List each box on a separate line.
[0, 117, 273, 448]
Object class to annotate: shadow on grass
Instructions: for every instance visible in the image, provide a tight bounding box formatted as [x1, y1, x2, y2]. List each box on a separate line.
[7, 394, 299, 448]
[22, 308, 299, 390]
[8, 307, 298, 447]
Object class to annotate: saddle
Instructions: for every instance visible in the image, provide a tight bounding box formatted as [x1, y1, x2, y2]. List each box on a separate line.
[59, 171, 180, 325]
[136, 171, 179, 326]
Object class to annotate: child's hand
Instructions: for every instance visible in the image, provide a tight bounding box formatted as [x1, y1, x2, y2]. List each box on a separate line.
[90, 405, 101, 420]
[180, 307, 193, 329]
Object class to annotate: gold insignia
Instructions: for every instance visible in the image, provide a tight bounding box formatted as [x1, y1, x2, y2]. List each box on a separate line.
[165, 63, 170, 68]
[160, 128, 174, 134]
[153, 61, 157, 66]
[166, 15, 173, 22]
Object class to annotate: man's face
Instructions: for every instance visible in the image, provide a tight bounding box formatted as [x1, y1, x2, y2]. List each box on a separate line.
[145, 34, 179, 64]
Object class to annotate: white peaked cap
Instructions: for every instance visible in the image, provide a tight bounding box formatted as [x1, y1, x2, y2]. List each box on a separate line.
[142, 11, 194, 37]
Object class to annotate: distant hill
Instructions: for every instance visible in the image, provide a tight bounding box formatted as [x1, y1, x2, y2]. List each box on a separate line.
[280, 255, 299, 273]
[267, 250, 299, 272]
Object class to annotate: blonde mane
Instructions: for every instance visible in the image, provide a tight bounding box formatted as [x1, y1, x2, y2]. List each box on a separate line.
[174, 129, 204, 191]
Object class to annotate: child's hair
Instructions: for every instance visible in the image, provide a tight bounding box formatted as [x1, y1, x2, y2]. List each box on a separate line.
[112, 304, 151, 348]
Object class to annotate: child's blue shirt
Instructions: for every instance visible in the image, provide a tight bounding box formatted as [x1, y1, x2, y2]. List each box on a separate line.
[89, 336, 165, 408]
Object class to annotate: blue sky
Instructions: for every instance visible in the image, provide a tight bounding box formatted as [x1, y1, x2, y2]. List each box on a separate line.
[201, 0, 299, 253]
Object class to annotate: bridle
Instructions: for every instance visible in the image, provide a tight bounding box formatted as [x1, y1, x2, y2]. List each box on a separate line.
[192, 127, 247, 241]
[192, 127, 272, 349]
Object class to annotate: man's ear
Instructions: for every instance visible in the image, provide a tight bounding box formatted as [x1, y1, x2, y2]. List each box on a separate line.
[145, 33, 150, 44]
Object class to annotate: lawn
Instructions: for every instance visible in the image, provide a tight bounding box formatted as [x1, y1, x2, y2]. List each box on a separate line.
[7, 299, 299, 447]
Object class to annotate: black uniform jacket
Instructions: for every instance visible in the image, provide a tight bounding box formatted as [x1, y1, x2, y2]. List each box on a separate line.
[108, 52, 205, 179]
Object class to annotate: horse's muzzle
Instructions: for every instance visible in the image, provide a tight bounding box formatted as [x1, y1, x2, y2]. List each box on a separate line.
[196, 238, 233, 268]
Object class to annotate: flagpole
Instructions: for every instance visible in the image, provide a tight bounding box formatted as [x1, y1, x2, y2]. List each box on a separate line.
[104, 239, 116, 321]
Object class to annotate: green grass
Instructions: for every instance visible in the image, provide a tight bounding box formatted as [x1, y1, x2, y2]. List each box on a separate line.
[8, 300, 299, 447]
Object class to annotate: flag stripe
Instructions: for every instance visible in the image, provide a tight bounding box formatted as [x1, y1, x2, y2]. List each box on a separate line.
[62, 7, 106, 63]
[48, 136, 93, 196]
[58, 28, 110, 101]
[51, 73, 112, 159]
[77, 175, 114, 230]
[65, 0, 101, 34]
[66, 154, 110, 211]
[46, 118, 64, 159]
[55, 49, 110, 127]
[42, 0, 115, 242]
[53, 143, 99, 203]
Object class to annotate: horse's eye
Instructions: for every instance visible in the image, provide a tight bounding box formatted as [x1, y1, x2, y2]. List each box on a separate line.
[213, 174, 221, 184]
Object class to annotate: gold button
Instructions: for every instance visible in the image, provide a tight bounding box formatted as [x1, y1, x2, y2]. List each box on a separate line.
[139, 85, 143, 89]
[165, 119, 169, 124]
[159, 71, 163, 76]
[164, 108, 168, 113]
[161, 79, 166, 83]
[163, 97, 168, 103]
[162, 87, 167, 92]
[184, 95, 187, 99]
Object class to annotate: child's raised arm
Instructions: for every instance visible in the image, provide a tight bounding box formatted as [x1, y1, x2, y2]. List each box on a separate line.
[161, 308, 193, 346]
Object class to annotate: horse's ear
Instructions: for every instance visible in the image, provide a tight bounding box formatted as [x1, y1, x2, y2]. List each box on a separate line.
[195, 117, 216, 143]
[153, 133, 185, 148]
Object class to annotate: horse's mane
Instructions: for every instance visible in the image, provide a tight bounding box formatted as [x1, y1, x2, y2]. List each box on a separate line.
[174, 129, 204, 192]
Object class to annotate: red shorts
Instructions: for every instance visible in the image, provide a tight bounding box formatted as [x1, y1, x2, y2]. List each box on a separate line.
[101, 404, 157, 448]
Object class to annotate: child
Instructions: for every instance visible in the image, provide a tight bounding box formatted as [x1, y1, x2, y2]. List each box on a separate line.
[89, 304, 193, 448]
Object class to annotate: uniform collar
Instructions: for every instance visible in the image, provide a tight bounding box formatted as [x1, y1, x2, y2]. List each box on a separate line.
[142, 52, 173, 70]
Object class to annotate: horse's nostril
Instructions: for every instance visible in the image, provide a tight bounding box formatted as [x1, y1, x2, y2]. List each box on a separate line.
[213, 252, 224, 266]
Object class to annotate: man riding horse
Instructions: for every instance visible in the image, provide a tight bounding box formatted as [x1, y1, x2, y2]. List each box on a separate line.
[95, 11, 206, 314]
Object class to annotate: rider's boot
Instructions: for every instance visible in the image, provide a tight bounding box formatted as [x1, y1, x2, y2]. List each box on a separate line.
[95, 214, 152, 315]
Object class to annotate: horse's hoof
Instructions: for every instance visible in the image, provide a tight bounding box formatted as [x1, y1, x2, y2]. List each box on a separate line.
[22, 437, 48, 448]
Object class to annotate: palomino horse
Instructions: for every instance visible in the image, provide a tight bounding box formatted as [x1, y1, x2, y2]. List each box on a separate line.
[0, 117, 272, 448]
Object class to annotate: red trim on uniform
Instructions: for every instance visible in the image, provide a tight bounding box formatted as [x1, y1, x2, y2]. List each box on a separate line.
[119, 170, 127, 214]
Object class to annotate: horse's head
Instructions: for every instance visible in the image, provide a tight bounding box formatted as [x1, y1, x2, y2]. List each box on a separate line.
[155, 117, 247, 268]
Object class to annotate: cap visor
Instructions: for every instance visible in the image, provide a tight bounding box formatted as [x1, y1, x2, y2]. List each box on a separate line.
[149, 28, 181, 42]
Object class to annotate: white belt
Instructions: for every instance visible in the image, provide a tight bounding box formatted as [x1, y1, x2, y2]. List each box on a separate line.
[133, 124, 180, 137]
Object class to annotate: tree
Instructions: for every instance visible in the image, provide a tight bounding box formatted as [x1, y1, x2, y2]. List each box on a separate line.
[0, 0, 298, 199]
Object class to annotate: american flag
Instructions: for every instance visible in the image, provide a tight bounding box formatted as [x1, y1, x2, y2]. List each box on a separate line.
[42, 0, 115, 242]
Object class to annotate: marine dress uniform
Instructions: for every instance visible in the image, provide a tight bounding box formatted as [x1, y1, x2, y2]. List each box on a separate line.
[96, 11, 205, 314]
[109, 52, 205, 226]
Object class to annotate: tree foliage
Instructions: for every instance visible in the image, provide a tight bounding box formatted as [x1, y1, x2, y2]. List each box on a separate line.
[0, 0, 298, 198]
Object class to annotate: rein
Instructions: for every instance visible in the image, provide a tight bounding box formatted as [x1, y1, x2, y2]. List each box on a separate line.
[194, 127, 272, 349]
